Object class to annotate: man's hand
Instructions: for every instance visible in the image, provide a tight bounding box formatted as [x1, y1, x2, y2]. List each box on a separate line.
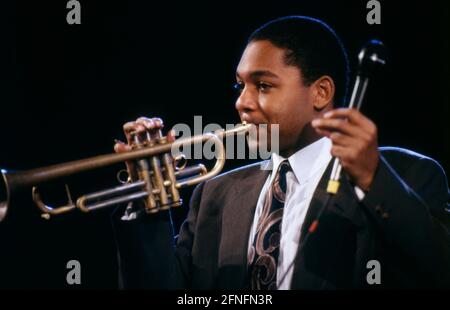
[311, 108, 379, 191]
[114, 117, 175, 181]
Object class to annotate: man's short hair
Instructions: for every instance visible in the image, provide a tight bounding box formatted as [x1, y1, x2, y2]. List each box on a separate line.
[248, 16, 350, 107]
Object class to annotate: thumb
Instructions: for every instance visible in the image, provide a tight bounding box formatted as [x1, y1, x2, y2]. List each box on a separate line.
[114, 139, 132, 153]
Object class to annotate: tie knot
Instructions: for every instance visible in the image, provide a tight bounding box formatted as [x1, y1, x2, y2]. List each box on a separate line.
[273, 160, 290, 197]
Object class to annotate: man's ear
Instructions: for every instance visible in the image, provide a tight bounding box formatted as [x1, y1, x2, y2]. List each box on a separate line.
[312, 76, 335, 111]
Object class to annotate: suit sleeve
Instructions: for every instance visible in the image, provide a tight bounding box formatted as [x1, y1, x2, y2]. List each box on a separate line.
[111, 181, 205, 289]
[361, 155, 450, 286]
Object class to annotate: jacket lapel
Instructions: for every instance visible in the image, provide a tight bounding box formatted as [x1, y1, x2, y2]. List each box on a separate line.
[299, 159, 366, 243]
[291, 159, 367, 288]
[299, 159, 335, 243]
[219, 161, 270, 288]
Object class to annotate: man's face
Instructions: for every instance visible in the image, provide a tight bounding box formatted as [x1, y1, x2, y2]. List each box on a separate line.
[235, 40, 316, 156]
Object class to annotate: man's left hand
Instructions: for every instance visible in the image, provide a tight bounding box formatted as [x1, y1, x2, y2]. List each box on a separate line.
[311, 108, 379, 191]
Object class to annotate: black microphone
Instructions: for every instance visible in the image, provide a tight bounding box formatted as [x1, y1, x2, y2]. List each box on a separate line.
[327, 39, 387, 194]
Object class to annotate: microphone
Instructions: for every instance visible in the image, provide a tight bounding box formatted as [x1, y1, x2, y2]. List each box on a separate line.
[327, 39, 387, 194]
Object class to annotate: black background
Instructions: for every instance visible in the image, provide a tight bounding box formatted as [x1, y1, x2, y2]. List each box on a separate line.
[0, 0, 449, 288]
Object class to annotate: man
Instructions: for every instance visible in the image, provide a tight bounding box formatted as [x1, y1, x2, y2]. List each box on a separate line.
[113, 16, 450, 289]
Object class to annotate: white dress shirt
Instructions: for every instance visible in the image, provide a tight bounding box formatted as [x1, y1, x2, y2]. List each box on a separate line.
[247, 137, 333, 289]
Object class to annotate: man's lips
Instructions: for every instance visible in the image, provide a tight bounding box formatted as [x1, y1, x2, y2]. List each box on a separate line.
[240, 118, 264, 126]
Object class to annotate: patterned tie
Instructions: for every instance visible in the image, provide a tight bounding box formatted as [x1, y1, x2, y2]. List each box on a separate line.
[248, 160, 291, 290]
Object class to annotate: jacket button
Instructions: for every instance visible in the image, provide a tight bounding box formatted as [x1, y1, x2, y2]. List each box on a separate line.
[381, 212, 390, 219]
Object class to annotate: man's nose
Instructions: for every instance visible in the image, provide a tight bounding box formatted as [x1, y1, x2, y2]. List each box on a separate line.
[235, 87, 257, 114]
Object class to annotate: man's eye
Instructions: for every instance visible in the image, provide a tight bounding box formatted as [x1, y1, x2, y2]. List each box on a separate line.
[234, 82, 244, 93]
[257, 82, 272, 92]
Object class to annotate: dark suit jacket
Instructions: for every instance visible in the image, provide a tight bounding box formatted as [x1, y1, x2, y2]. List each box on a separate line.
[113, 147, 450, 289]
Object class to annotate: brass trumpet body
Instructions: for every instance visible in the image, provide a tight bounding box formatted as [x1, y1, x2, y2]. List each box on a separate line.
[0, 123, 251, 221]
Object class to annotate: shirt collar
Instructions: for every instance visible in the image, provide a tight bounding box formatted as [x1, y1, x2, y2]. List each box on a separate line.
[270, 137, 332, 185]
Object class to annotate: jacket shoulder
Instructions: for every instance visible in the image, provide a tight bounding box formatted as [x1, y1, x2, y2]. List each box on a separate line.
[379, 146, 431, 160]
[379, 146, 446, 178]
[206, 160, 269, 186]
[189, 160, 270, 208]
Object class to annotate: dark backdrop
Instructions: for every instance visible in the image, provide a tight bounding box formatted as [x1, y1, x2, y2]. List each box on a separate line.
[0, 0, 449, 288]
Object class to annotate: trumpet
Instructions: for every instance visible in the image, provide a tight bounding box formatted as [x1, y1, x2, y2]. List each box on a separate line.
[0, 122, 252, 221]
